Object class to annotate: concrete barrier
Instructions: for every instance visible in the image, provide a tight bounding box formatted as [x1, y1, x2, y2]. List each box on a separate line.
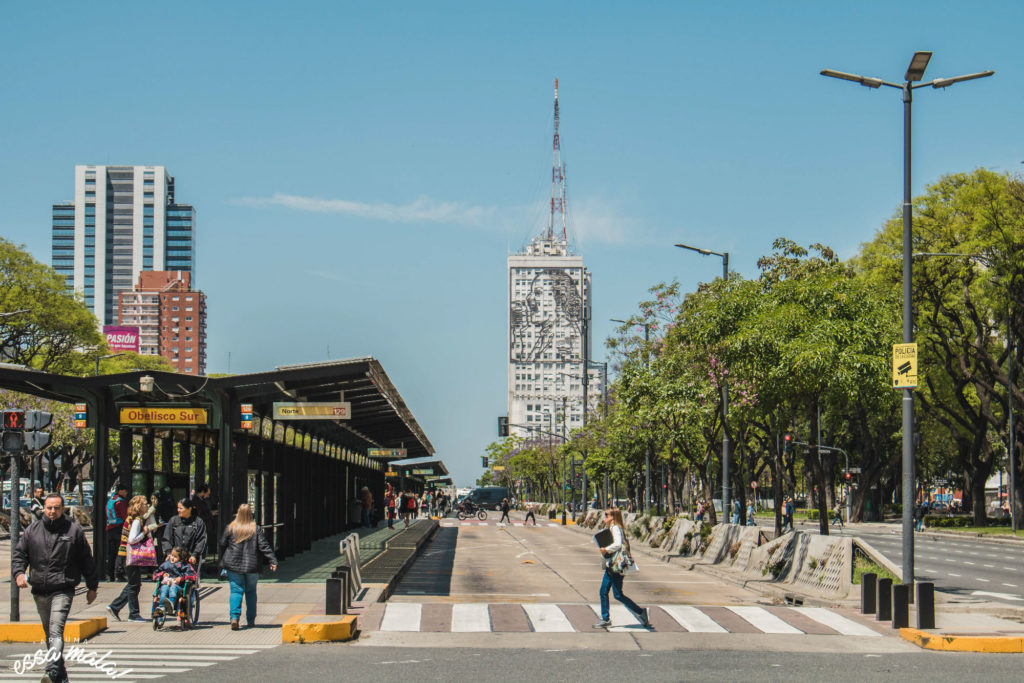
[0, 618, 106, 643]
[281, 615, 358, 643]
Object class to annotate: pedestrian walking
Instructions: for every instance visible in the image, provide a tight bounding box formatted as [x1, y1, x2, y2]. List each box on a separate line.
[219, 503, 278, 630]
[499, 498, 511, 525]
[29, 487, 46, 520]
[105, 484, 129, 581]
[746, 502, 756, 526]
[594, 507, 649, 630]
[12, 493, 98, 683]
[190, 484, 217, 539]
[420, 493, 428, 518]
[385, 488, 397, 529]
[360, 486, 373, 528]
[162, 498, 209, 574]
[781, 497, 795, 532]
[401, 491, 415, 529]
[107, 495, 156, 622]
[524, 502, 537, 526]
[831, 502, 844, 529]
[731, 498, 741, 524]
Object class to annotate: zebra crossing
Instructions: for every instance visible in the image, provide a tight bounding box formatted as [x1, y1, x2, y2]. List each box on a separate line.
[0, 642, 277, 681]
[439, 521, 564, 527]
[365, 602, 883, 637]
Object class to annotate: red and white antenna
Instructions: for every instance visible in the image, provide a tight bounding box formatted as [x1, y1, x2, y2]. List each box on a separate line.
[548, 78, 567, 241]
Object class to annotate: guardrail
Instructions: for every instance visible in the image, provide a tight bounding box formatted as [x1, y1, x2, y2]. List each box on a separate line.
[339, 533, 362, 595]
[326, 533, 363, 615]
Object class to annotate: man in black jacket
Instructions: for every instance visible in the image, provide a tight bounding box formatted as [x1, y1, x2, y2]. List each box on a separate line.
[12, 493, 98, 683]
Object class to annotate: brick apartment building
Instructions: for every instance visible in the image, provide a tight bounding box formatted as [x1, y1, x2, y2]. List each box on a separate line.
[118, 270, 207, 375]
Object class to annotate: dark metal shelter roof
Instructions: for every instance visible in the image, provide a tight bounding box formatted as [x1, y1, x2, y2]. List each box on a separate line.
[0, 357, 434, 458]
[393, 459, 450, 477]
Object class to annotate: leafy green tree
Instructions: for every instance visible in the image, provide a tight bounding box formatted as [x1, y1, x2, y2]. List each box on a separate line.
[0, 238, 103, 372]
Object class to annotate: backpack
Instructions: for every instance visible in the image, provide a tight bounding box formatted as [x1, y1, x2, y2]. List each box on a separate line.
[407, 497, 417, 511]
[106, 495, 124, 526]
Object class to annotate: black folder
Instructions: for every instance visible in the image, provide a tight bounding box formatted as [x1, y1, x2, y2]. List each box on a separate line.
[593, 528, 614, 548]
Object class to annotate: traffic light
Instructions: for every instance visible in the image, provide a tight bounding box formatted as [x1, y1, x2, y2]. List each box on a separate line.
[3, 410, 25, 430]
[481, 456, 489, 468]
[497, 416, 509, 437]
[1, 430, 24, 453]
[24, 431, 51, 451]
[783, 433, 792, 454]
[845, 471, 852, 481]
[24, 411, 52, 431]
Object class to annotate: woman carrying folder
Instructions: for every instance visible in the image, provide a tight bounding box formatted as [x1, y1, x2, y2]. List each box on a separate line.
[594, 507, 649, 629]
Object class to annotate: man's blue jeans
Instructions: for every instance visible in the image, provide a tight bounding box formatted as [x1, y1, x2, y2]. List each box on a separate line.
[226, 571, 259, 624]
[599, 569, 642, 621]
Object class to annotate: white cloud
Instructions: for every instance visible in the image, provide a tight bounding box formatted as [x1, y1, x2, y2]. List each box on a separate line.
[233, 192, 645, 246]
[234, 192, 494, 227]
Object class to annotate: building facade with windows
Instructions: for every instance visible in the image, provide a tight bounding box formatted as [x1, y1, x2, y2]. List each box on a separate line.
[51, 165, 196, 327]
[118, 271, 207, 375]
[507, 234, 596, 440]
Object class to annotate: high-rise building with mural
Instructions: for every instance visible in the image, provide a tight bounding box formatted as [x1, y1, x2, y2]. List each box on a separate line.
[507, 81, 597, 439]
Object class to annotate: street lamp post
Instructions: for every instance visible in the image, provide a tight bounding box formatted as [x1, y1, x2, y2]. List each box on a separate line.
[95, 352, 128, 376]
[612, 318, 652, 513]
[822, 52, 994, 591]
[675, 243, 731, 522]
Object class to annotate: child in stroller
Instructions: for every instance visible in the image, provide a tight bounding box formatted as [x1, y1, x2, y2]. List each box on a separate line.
[152, 547, 197, 628]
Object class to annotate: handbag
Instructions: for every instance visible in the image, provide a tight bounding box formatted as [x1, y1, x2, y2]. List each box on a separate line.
[609, 535, 639, 575]
[127, 535, 157, 567]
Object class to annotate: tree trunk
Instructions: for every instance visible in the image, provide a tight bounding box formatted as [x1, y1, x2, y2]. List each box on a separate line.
[969, 469, 988, 526]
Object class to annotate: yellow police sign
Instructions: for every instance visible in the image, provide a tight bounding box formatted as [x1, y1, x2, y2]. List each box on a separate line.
[892, 343, 918, 389]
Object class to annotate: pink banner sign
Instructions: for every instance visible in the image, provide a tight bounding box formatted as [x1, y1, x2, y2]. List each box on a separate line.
[103, 326, 139, 352]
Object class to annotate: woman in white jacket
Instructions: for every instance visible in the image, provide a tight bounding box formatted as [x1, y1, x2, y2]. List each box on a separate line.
[594, 507, 649, 629]
[106, 495, 153, 621]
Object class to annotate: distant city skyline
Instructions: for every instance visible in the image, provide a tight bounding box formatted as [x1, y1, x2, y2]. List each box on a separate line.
[4, 2, 1022, 486]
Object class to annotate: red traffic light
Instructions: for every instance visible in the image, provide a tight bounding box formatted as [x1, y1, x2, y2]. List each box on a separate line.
[845, 472, 852, 480]
[3, 410, 25, 430]
[783, 434, 792, 442]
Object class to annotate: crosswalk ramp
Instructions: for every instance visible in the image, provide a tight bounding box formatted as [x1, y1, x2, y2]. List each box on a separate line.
[0, 642, 277, 681]
[363, 602, 884, 636]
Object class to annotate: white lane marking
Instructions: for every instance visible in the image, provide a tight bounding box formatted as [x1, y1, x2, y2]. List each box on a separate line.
[589, 604, 643, 632]
[984, 564, 995, 568]
[964, 561, 976, 565]
[451, 603, 492, 632]
[523, 603, 575, 632]
[948, 573, 961, 577]
[727, 606, 802, 634]
[380, 602, 422, 631]
[972, 590, 1023, 601]
[1006, 567, 1018, 571]
[977, 578, 990, 582]
[1003, 583, 1018, 588]
[661, 605, 728, 633]
[795, 607, 882, 637]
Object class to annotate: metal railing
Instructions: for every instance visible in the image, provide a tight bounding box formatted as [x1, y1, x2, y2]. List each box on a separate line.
[339, 533, 362, 599]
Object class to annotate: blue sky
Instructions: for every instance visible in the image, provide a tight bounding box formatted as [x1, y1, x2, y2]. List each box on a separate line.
[2, 1, 1022, 486]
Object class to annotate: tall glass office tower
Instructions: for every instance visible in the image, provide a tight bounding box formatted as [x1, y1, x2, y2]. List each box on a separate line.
[51, 165, 196, 326]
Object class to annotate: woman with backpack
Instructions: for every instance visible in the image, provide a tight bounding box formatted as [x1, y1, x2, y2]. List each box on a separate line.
[594, 507, 649, 630]
[219, 503, 278, 630]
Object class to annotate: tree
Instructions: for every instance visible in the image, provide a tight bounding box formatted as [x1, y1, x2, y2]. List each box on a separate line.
[0, 238, 103, 372]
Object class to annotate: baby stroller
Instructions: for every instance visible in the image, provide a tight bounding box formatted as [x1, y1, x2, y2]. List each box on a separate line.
[151, 570, 200, 630]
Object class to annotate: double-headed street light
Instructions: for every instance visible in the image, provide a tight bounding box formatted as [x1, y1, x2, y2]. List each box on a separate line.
[611, 318, 652, 513]
[675, 243, 731, 522]
[95, 352, 128, 376]
[822, 51, 994, 592]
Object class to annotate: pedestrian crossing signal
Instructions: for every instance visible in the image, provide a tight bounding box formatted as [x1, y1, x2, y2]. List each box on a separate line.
[3, 410, 25, 430]
[498, 416, 509, 437]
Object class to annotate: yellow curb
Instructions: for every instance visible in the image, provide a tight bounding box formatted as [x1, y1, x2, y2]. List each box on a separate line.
[900, 627, 1024, 653]
[281, 614, 358, 643]
[0, 618, 107, 643]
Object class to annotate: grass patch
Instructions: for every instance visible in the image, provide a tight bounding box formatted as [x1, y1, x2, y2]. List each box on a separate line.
[852, 551, 900, 585]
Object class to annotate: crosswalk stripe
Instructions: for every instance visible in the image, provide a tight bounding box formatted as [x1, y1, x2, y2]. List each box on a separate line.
[522, 603, 575, 632]
[726, 606, 803, 634]
[795, 607, 882, 637]
[451, 603, 491, 632]
[590, 604, 644, 632]
[661, 605, 729, 633]
[380, 602, 422, 631]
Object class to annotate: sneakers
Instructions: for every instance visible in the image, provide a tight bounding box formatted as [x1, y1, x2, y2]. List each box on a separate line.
[105, 605, 121, 622]
[230, 619, 240, 631]
[639, 608, 651, 628]
[593, 619, 611, 629]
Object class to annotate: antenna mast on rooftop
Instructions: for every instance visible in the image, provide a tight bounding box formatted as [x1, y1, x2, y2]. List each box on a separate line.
[548, 78, 567, 241]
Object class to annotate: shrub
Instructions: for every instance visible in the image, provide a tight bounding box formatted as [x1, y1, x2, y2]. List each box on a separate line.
[923, 515, 972, 528]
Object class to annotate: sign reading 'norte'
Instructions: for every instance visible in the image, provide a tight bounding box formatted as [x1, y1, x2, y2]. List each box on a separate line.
[273, 402, 351, 420]
[103, 325, 140, 352]
[120, 406, 209, 426]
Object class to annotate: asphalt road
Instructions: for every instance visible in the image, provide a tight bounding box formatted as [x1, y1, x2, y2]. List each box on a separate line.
[842, 525, 1024, 606]
[0, 643, 1011, 683]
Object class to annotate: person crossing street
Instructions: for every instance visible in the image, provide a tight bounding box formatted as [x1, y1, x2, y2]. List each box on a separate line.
[12, 493, 99, 683]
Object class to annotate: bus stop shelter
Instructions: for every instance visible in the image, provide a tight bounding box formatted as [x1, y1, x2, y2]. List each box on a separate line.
[0, 357, 433, 569]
